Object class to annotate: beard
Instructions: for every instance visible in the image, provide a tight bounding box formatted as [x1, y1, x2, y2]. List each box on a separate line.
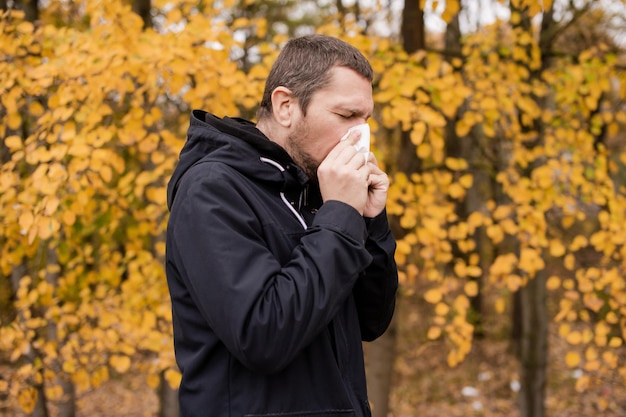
[285, 120, 320, 181]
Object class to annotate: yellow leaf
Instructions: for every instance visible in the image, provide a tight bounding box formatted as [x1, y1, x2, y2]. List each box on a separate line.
[8, 112, 22, 130]
[583, 294, 604, 312]
[18, 212, 34, 231]
[29, 101, 45, 116]
[155, 241, 166, 257]
[139, 134, 159, 154]
[441, 0, 460, 22]
[565, 351, 581, 368]
[505, 275, 523, 292]
[532, 165, 553, 189]
[146, 373, 160, 389]
[569, 235, 588, 251]
[549, 239, 566, 257]
[110, 355, 131, 374]
[510, 12, 521, 25]
[100, 165, 113, 183]
[458, 174, 473, 188]
[584, 360, 600, 372]
[46, 385, 64, 401]
[546, 276, 561, 290]
[496, 298, 506, 314]
[18, 388, 37, 414]
[481, 96, 498, 110]
[410, 121, 427, 145]
[467, 212, 484, 230]
[448, 183, 465, 199]
[566, 331, 582, 345]
[69, 142, 91, 157]
[424, 288, 442, 304]
[602, 351, 618, 367]
[44, 197, 60, 216]
[427, 326, 442, 340]
[585, 346, 598, 361]
[605, 311, 619, 324]
[17, 21, 34, 34]
[396, 239, 411, 256]
[464, 281, 478, 297]
[151, 151, 166, 165]
[91, 366, 109, 389]
[165, 368, 181, 389]
[455, 118, 471, 137]
[5, 135, 23, 151]
[435, 302, 449, 316]
[454, 262, 467, 278]
[62, 360, 76, 374]
[73, 369, 91, 392]
[575, 374, 589, 392]
[445, 157, 468, 171]
[146, 186, 165, 204]
[37, 217, 60, 240]
[486, 224, 504, 244]
[62, 211, 76, 226]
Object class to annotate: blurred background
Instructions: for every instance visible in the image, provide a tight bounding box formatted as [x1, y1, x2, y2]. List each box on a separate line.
[0, 1, 625, 416]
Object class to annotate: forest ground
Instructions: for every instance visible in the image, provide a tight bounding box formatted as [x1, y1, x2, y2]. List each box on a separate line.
[1, 293, 624, 417]
[389, 294, 625, 417]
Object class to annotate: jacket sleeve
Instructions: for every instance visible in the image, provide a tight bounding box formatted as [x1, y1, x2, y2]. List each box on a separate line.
[167, 162, 373, 374]
[353, 210, 398, 341]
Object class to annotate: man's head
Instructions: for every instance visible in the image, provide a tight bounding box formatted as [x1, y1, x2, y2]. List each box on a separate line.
[257, 34, 373, 121]
[256, 35, 374, 180]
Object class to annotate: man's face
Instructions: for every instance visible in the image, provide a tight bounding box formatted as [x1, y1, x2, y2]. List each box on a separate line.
[286, 66, 373, 179]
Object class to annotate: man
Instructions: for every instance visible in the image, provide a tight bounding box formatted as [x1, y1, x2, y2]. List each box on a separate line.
[166, 34, 398, 417]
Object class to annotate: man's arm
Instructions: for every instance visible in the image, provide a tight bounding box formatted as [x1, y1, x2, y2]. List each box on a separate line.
[169, 163, 373, 374]
[353, 210, 398, 341]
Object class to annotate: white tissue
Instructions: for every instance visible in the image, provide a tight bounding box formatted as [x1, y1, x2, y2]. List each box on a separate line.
[341, 124, 370, 160]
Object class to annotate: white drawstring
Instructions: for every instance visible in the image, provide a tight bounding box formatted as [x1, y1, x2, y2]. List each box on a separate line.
[260, 157, 308, 230]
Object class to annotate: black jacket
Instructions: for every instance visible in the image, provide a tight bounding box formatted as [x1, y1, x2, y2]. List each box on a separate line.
[165, 110, 398, 417]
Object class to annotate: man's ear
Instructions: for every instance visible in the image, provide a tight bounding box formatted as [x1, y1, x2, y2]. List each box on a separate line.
[271, 87, 296, 127]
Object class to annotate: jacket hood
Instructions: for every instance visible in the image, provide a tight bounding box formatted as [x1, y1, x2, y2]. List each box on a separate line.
[167, 110, 310, 210]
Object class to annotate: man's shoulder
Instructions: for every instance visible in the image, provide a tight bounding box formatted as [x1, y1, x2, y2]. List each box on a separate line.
[182, 158, 246, 186]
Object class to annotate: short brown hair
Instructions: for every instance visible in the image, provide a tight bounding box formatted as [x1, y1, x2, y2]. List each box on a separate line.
[257, 34, 373, 120]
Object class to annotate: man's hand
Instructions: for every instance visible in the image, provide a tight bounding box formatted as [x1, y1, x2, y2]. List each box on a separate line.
[317, 130, 389, 218]
[318, 130, 369, 214]
[363, 153, 389, 218]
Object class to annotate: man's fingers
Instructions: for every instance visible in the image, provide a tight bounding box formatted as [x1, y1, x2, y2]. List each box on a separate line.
[340, 129, 362, 145]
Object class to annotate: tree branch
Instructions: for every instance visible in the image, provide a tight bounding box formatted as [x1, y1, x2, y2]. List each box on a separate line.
[540, 1, 594, 52]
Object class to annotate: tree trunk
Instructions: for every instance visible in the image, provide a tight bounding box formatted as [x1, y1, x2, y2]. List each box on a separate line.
[396, 0, 425, 174]
[464, 121, 496, 339]
[45, 248, 76, 417]
[511, 289, 522, 357]
[401, 0, 424, 53]
[54, 379, 76, 417]
[132, 0, 152, 29]
[509, 3, 551, 416]
[159, 372, 179, 417]
[11, 262, 48, 417]
[518, 271, 548, 417]
[15, 0, 39, 22]
[443, 5, 492, 338]
[364, 315, 397, 417]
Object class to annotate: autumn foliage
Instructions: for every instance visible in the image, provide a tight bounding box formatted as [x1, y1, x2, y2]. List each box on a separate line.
[1, 0, 625, 415]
